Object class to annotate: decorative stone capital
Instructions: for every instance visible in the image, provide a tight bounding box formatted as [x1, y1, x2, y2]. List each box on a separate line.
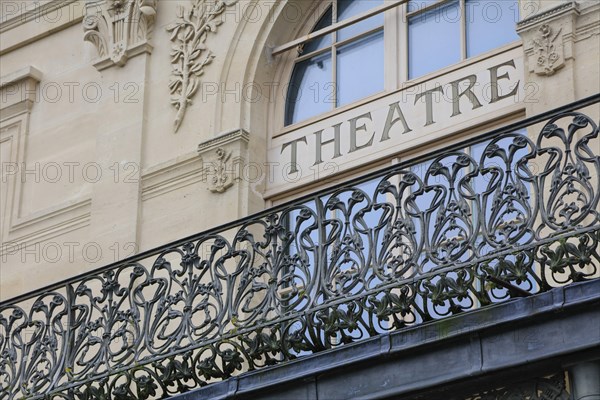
[83, 0, 158, 71]
[198, 129, 249, 194]
[517, 1, 579, 77]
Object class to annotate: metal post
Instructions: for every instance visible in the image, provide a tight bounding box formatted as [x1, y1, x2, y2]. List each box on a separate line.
[570, 361, 600, 400]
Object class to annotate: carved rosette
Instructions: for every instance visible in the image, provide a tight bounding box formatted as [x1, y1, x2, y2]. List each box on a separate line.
[166, 0, 239, 132]
[532, 24, 564, 76]
[83, 0, 158, 70]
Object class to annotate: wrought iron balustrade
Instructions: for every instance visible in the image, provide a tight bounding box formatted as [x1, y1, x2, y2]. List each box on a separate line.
[1, 96, 599, 399]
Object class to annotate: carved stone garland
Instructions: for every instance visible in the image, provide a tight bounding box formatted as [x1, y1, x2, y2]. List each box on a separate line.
[166, 0, 239, 132]
[83, 0, 158, 70]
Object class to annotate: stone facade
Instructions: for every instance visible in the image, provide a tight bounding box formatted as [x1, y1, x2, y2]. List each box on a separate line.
[1, 0, 599, 398]
[0, 0, 598, 300]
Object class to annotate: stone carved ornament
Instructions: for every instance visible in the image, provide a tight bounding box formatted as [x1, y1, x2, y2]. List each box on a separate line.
[532, 24, 564, 76]
[204, 148, 234, 193]
[83, 0, 158, 69]
[166, 0, 239, 132]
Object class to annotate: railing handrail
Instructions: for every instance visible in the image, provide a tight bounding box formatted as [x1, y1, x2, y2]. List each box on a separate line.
[270, 0, 406, 56]
[2, 93, 599, 307]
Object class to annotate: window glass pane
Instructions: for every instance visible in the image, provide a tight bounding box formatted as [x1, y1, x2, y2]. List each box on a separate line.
[466, 0, 519, 57]
[302, 7, 333, 55]
[285, 53, 333, 125]
[408, 0, 461, 79]
[337, 31, 384, 107]
[337, 0, 384, 42]
[407, 0, 442, 13]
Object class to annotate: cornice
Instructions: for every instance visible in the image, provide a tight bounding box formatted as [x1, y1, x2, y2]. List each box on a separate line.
[0, 213, 92, 257]
[10, 198, 91, 233]
[0, 66, 43, 119]
[575, 19, 600, 41]
[141, 128, 252, 199]
[0, 0, 79, 33]
[197, 129, 250, 155]
[141, 152, 204, 201]
[0, 66, 42, 90]
[517, 1, 580, 32]
[1, 199, 92, 255]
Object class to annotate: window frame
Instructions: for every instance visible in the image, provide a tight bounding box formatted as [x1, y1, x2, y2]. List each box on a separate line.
[282, 0, 391, 127]
[404, 0, 522, 80]
[273, 0, 521, 132]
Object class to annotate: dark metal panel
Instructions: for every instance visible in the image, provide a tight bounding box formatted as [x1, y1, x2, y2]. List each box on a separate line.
[479, 309, 600, 371]
[316, 339, 478, 400]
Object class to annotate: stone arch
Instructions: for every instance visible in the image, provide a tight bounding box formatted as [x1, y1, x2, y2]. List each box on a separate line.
[211, 0, 323, 209]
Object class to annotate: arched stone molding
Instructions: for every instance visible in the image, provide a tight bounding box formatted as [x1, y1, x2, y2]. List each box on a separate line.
[208, 0, 324, 210]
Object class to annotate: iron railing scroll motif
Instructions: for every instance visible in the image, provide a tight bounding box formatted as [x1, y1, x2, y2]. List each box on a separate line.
[1, 99, 599, 399]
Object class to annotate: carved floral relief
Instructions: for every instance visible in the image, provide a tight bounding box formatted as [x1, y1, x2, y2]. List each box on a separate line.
[532, 24, 564, 76]
[166, 0, 239, 132]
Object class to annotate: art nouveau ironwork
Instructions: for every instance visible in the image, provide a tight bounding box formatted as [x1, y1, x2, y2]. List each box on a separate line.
[1, 99, 598, 399]
[464, 372, 570, 400]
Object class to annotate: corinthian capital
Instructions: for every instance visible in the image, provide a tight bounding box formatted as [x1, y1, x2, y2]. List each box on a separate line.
[83, 0, 158, 70]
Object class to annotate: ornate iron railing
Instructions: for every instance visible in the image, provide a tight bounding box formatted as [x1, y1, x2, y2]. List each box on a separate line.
[1, 96, 599, 399]
[463, 372, 570, 400]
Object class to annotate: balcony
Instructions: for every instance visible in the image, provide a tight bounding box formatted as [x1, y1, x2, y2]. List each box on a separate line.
[1, 96, 599, 399]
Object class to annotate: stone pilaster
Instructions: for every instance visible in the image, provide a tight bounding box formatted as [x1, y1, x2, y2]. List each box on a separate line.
[517, 1, 580, 114]
[87, 53, 150, 267]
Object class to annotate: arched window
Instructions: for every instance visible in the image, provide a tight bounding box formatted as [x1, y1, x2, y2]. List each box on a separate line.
[282, 0, 519, 127]
[408, 0, 520, 79]
[285, 0, 385, 126]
